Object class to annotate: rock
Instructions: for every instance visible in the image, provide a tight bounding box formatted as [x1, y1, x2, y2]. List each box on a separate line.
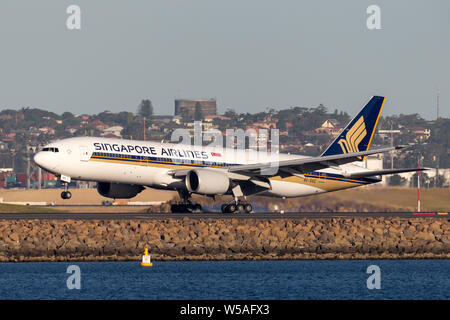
[416, 232, 436, 242]
[0, 217, 447, 261]
[403, 228, 416, 238]
[373, 227, 383, 236]
[9, 232, 20, 242]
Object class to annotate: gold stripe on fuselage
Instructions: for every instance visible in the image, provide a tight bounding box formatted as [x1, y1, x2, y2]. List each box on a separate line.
[270, 175, 365, 192]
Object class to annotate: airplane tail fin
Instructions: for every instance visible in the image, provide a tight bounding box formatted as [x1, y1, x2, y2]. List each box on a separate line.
[321, 96, 385, 160]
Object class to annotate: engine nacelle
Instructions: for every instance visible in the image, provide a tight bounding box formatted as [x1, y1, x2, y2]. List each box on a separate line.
[186, 169, 230, 195]
[97, 182, 144, 199]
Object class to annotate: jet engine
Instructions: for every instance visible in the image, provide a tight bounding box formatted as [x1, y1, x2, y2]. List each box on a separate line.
[97, 182, 144, 199]
[185, 169, 230, 195]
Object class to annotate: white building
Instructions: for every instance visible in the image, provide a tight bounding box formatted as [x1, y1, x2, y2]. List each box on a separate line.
[101, 126, 123, 137]
[353, 153, 386, 186]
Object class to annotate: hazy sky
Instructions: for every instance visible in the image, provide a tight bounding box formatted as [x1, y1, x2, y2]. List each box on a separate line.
[0, 0, 448, 119]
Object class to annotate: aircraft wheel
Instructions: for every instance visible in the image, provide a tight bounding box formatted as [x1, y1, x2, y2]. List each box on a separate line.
[221, 204, 228, 213]
[237, 203, 245, 213]
[170, 204, 181, 213]
[227, 204, 237, 213]
[244, 203, 253, 213]
[61, 191, 71, 200]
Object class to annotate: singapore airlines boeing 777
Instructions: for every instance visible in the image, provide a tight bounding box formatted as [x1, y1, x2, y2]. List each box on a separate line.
[33, 96, 425, 213]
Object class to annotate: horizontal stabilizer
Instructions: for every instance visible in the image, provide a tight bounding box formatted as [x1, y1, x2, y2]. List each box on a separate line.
[344, 167, 429, 178]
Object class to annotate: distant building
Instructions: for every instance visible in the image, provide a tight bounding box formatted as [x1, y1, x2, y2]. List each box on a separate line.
[321, 119, 339, 128]
[91, 120, 109, 131]
[2, 133, 15, 142]
[204, 115, 230, 122]
[391, 168, 450, 188]
[66, 126, 79, 134]
[172, 115, 182, 125]
[353, 153, 386, 185]
[174, 99, 217, 120]
[411, 127, 431, 141]
[377, 129, 402, 143]
[248, 121, 277, 130]
[152, 115, 174, 124]
[101, 126, 123, 138]
[315, 119, 342, 137]
[38, 126, 55, 135]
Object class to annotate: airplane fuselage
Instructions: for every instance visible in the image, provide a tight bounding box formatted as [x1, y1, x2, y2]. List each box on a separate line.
[34, 136, 381, 198]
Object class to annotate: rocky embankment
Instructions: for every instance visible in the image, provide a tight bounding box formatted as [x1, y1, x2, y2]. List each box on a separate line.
[0, 217, 449, 262]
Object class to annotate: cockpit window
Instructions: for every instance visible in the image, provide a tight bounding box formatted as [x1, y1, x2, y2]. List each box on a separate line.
[42, 147, 59, 152]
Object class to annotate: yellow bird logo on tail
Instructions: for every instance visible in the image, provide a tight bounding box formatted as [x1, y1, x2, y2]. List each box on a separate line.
[337, 116, 367, 154]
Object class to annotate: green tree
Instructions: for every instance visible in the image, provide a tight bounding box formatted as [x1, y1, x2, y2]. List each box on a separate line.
[137, 99, 153, 119]
[194, 102, 203, 121]
[388, 174, 406, 186]
[180, 108, 190, 123]
[61, 111, 80, 126]
[313, 103, 327, 115]
[224, 108, 237, 119]
[116, 112, 135, 127]
[122, 118, 144, 140]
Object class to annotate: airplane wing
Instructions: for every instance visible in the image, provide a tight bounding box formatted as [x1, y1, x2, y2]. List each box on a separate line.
[170, 145, 406, 180]
[226, 146, 405, 176]
[168, 145, 426, 197]
[224, 145, 425, 195]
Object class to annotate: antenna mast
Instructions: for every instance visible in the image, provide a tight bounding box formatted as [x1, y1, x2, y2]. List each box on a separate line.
[437, 87, 440, 120]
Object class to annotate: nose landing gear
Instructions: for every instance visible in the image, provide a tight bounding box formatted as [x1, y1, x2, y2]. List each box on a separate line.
[60, 181, 72, 200]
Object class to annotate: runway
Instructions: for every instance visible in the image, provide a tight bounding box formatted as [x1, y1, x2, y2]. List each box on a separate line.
[0, 211, 448, 220]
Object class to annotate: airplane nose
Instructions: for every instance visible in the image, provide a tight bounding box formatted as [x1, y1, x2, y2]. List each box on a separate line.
[33, 151, 45, 167]
[34, 151, 60, 171]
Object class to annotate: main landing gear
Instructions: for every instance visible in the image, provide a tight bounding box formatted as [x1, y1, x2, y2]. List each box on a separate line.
[222, 184, 253, 213]
[169, 190, 253, 214]
[221, 201, 252, 214]
[170, 190, 202, 213]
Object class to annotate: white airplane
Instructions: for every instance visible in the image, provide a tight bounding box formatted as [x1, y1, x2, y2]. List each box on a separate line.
[33, 96, 425, 213]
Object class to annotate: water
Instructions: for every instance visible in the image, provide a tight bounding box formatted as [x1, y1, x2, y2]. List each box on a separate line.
[0, 260, 448, 299]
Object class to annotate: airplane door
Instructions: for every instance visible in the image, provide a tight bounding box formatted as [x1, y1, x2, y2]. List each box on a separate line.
[79, 146, 90, 162]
